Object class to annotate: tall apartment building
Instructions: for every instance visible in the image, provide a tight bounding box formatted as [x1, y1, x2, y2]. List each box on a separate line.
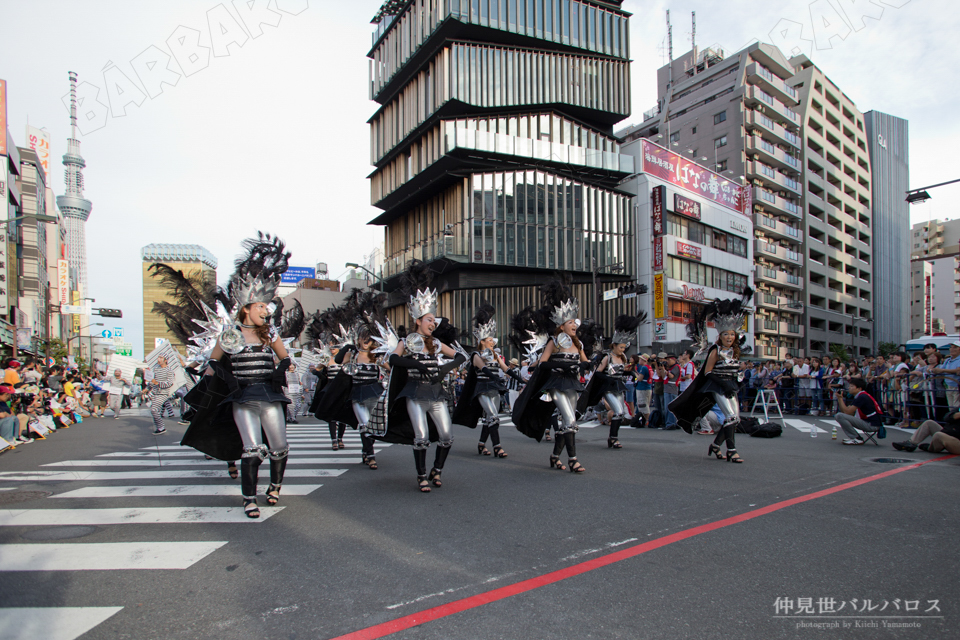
[12, 145, 56, 354]
[910, 218, 960, 260]
[909, 257, 959, 338]
[625, 43, 805, 360]
[864, 111, 910, 346]
[141, 244, 217, 357]
[787, 55, 874, 358]
[366, 0, 635, 345]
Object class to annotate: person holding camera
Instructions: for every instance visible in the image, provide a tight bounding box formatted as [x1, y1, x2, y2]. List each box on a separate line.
[834, 377, 883, 445]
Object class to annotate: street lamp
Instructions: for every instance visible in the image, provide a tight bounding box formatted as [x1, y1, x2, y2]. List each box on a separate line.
[776, 298, 803, 360]
[905, 178, 960, 204]
[592, 258, 625, 320]
[345, 262, 383, 291]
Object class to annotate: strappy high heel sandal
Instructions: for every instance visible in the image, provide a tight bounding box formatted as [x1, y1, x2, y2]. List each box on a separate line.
[478, 443, 491, 456]
[330, 440, 339, 451]
[243, 498, 260, 519]
[568, 458, 586, 473]
[418, 474, 431, 492]
[227, 462, 239, 479]
[265, 484, 281, 506]
[337, 438, 345, 449]
[607, 438, 622, 449]
[708, 443, 723, 460]
[493, 445, 508, 458]
[726, 449, 744, 463]
[549, 455, 566, 470]
[428, 468, 442, 487]
[362, 454, 378, 470]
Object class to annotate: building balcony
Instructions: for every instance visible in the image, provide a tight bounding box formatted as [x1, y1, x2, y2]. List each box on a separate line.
[754, 213, 802, 245]
[756, 292, 804, 315]
[747, 160, 803, 197]
[745, 110, 801, 151]
[753, 186, 802, 219]
[744, 86, 801, 129]
[756, 266, 803, 290]
[755, 240, 804, 267]
[745, 62, 800, 106]
[745, 136, 801, 174]
[754, 318, 804, 338]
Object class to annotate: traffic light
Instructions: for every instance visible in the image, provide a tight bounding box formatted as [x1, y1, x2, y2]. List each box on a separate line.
[617, 283, 649, 296]
[96, 308, 123, 318]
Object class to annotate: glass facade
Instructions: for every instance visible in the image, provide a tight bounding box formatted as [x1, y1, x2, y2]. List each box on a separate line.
[371, 112, 634, 204]
[370, 0, 630, 98]
[382, 170, 632, 278]
[370, 42, 630, 163]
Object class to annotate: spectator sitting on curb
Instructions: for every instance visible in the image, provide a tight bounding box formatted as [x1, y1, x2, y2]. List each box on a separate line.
[893, 409, 960, 453]
[834, 377, 884, 445]
[0, 385, 24, 443]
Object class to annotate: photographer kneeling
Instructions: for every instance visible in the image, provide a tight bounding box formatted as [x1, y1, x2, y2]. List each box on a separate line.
[834, 377, 883, 445]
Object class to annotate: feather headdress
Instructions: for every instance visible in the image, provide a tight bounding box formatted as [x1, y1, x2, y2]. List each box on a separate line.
[399, 259, 437, 319]
[539, 275, 578, 328]
[611, 312, 648, 346]
[472, 303, 498, 344]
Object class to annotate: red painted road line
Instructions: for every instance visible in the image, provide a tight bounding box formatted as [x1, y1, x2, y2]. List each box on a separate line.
[330, 454, 956, 640]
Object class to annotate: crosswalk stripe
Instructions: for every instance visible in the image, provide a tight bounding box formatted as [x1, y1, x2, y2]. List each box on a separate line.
[0, 541, 227, 571]
[51, 485, 323, 499]
[784, 419, 827, 434]
[143, 443, 372, 451]
[0, 507, 284, 526]
[98, 448, 388, 457]
[44, 458, 367, 467]
[0, 607, 123, 640]
[0, 469, 346, 482]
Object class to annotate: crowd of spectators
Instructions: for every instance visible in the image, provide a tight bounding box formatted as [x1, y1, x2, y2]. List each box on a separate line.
[0, 357, 158, 452]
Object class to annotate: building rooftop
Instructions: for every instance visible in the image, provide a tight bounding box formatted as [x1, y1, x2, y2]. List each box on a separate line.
[141, 244, 218, 269]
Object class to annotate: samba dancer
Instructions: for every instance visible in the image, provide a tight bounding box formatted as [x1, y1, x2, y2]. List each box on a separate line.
[452, 304, 523, 458]
[380, 261, 465, 492]
[512, 280, 591, 473]
[669, 288, 753, 463]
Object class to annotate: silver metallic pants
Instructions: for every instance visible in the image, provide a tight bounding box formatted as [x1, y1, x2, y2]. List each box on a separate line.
[352, 395, 380, 433]
[711, 392, 739, 450]
[478, 393, 500, 421]
[233, 401, 289, 461]
[603, 392, 628, 420]
[549, 389, 579, 434]
[405, 398, 453, 450]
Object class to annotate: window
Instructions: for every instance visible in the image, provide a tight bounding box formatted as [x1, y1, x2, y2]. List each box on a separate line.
[670, 132, 680, 144]
[715, 159, 727, 172]
[714, 111, 726, 125]
[715, 135, 727, 148]
[691, 126, 697, 134]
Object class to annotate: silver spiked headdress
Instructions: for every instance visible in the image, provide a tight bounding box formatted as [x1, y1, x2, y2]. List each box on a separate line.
[232, 272, 281, 308]
[711, 287, 754, 337]
[611, 312, 647, 346]
[550, 299, 579, 326]
[407, 289, 438, 319]
[472, 303, 498, 344]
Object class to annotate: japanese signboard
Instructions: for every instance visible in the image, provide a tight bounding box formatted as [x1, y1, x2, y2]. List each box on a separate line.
[281, 266, 316, 285]
[653, 273, 665, 319]
[676, 241, 702, 261]
[653, 237, 663, 272]
[674, 193, 702, 220]
[72, 291, 81, 332]
[651, 185, 664, 236]
[25, 125, 52, 182]
[641, 140, 748, 215]
[58, 259, 70, 305]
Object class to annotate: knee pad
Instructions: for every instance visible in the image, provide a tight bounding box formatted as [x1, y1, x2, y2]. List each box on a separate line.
[242, 445, 268, 461]
[438, 437, 453, 448]
[268, 446, 289, 461]
[413, 438, 430, 451]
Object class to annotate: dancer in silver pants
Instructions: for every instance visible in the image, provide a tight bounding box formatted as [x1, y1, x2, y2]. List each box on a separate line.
[711, 392, 740, 453]
[550, 389, 580, 434]
[233, 401, 289, 503]
[406, 398, 454, 449]
[603, 392, 628, 420]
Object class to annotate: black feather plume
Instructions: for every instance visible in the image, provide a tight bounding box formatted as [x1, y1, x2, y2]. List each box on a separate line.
[577, 319, 604, 355]
[432, 318, 458, 345]
[148, 263, 218, 346]
[473, 302, 496, 329]
[228, 232, 291, 302]
[614, 314, 642, 334]
[280, 299, 305, 341]
[399, 259, 434, 297]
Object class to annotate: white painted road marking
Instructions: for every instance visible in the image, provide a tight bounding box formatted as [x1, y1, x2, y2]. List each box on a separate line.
[785, 419, 828, 434]
[0, 541, 227, 571]
[0, 469, 346, 482]
[51, 484, 323, 499]
[0, 607, 123, 640]
[0, 507, 284, 526]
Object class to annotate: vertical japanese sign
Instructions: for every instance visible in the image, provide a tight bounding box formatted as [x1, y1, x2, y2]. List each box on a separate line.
[641, 140, 748, 215]
[0, 227, 6, 310]
[653, 273, 665, 319]
[57, 259, 70, 305]
[651, 185, 664, 236]
[0, 79, 7, 156]
[653, 236, 663, 272]
[25, 125, 52, 182]
[72, 291, 81, 332]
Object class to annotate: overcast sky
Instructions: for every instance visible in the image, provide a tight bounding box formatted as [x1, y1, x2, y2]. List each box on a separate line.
[1, 0, 956, 358]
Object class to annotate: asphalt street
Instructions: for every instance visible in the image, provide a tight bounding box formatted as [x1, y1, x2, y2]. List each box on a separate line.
[0, 408, 956, 640]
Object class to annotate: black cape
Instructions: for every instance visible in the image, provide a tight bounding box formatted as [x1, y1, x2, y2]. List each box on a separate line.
[308, 367, 330, 415]
[511, 364, 562, 442]
[181, 357, 291, 461]
[371, 367, 442, 446]
[313, 370, 360, 428]
[576, 370, 611, 416]
[451, 364, 482, 429]
[668, 346, 741, 433]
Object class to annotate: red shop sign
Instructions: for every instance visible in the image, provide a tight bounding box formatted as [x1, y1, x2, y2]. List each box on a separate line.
[653, 236, 663, 271]
[676, 241, 702, 261]
[652, 185, 664, 236]
[642, 139, 748, 216]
